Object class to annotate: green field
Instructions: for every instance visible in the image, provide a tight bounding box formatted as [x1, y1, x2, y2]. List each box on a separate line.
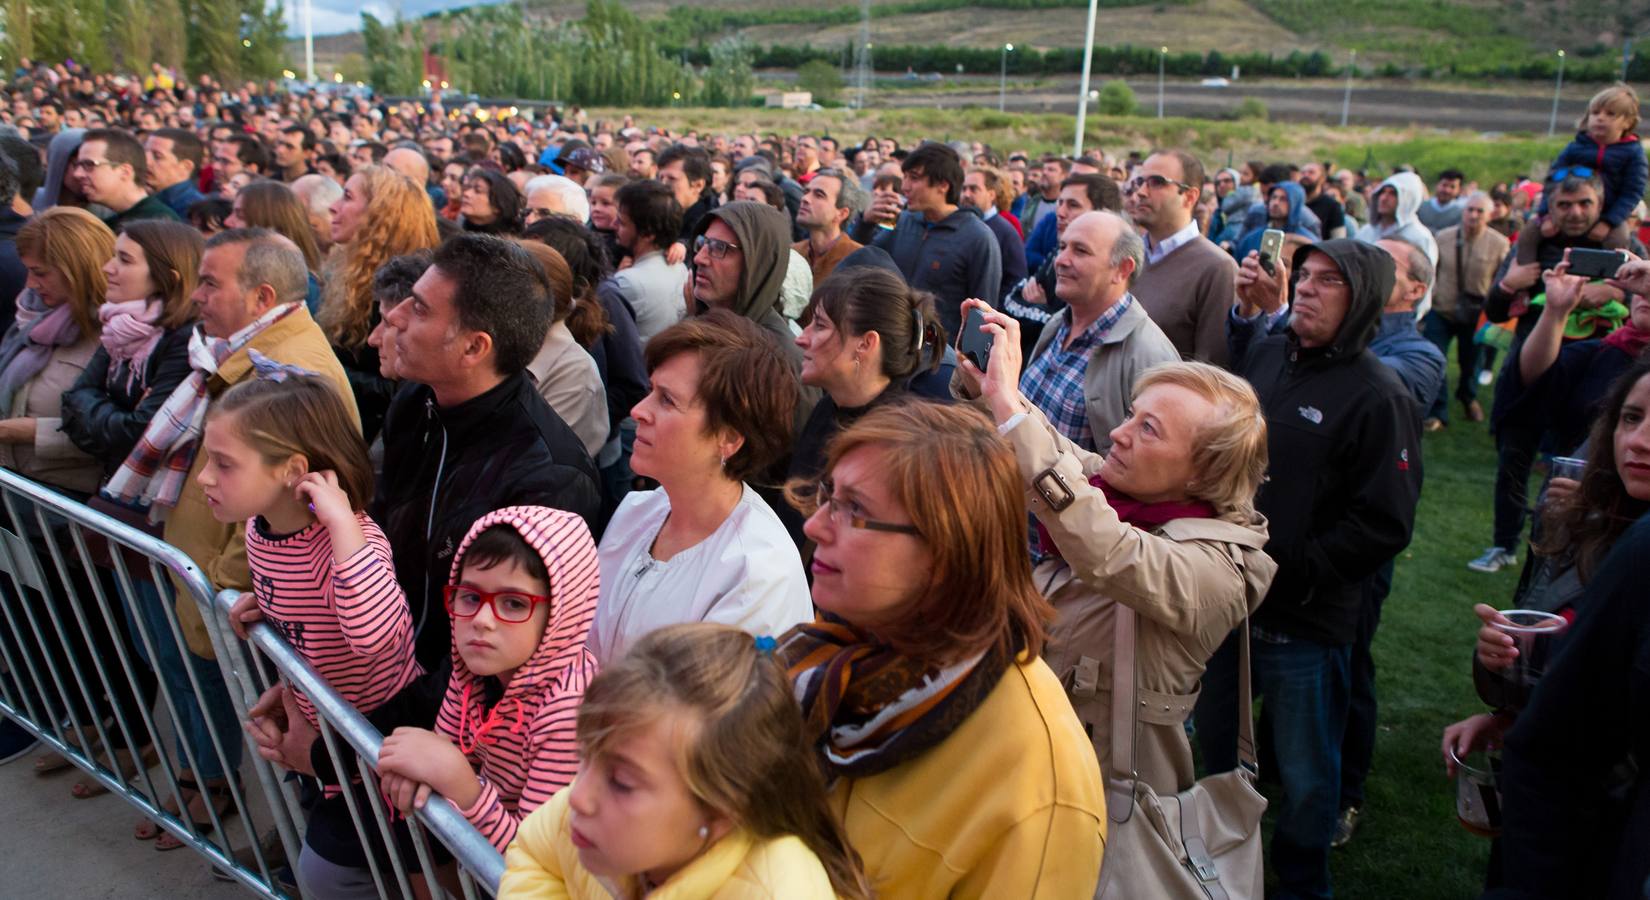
[587, 105, 1568, 185]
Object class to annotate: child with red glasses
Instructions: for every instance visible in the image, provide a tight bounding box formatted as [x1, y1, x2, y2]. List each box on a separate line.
[377, 505, 600, 855]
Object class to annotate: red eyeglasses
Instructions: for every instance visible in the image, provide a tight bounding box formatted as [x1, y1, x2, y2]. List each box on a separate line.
[443, 586, 550, 623]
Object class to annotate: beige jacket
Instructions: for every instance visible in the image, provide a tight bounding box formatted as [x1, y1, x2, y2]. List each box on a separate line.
[1003, 404, 1276, 795]
[1433, 224, 1510, 315]
[0, 333, 102, 496]
[526, 322, 609, 459]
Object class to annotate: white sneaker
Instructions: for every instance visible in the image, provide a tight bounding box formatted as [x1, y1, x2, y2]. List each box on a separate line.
[1478, 370, 1494, 387]
[1467, 546, 1517, 573]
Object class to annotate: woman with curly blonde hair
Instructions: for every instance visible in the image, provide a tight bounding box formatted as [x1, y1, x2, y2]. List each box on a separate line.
[322, 165, 439, 439]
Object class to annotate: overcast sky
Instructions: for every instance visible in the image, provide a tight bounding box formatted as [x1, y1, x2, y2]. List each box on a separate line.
[290, 0, 506, 38]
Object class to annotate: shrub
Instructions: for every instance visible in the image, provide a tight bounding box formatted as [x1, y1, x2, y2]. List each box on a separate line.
[1234, 97, 1268, 120]
[797, 59, 843, 105]
[1097, 81, 1138, 116]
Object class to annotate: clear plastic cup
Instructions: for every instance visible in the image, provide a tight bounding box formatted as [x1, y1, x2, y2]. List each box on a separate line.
[1491, 609, 1568, 707]
[1549, 456, 1586, 481]
[1450, 745, 1502, 837]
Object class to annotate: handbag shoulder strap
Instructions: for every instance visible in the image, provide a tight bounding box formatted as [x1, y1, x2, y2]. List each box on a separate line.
[1107, 602, 1138, 823]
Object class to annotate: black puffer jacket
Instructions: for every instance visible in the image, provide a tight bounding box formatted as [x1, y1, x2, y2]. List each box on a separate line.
[374, 373, 601, 669]
[1238, 239, 1424, 645]
[59, 326, 194, 473]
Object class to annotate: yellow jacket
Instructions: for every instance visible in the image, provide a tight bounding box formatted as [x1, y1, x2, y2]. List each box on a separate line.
[833, 656, 1107, 899]
[162, 306, 359, 658]
[500, 786, 840, 900]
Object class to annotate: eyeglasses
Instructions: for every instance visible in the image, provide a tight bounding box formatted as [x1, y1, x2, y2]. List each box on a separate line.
[694, 234, 741, 261]
[1295, 270, 1348, 290]
[813, 478, 920, 535]
[1549, 166, 1595, 182]
[70, 158, 116, 173]
[1124, 173, 1191, 194]
[443, 585, 551, 623]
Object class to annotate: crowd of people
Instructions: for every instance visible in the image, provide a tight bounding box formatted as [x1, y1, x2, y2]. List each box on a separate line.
[0, 55, 1647, 900]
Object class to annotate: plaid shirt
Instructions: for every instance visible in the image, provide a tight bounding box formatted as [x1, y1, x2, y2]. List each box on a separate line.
[1019, 293, 1134, 452]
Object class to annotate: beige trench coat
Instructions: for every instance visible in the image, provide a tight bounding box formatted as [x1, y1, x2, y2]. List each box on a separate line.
[1002, 404, 1277, 795]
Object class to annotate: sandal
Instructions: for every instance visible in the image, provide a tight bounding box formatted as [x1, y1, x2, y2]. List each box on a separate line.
[31, 751, 74, 775]
[155, 777, 240, 852]
[71, 744, 157, 799]
[135, 773, 197, 841]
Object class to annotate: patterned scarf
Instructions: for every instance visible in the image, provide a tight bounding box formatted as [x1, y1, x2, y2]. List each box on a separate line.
[98, 298, 166, 393]
[778, 615, 1013, 779]
[0, 291, 81, 410]
[102, 303, 299, 517]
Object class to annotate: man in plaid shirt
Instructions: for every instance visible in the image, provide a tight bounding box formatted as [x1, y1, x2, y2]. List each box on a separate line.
[1015, 210, 1179, 456]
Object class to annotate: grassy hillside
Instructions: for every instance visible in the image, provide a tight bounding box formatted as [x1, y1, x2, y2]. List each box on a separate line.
[297, 0, 1650, 79]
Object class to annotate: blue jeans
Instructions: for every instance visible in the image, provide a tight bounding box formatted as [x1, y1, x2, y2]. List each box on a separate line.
[1493, 423, 1543, 550]
[1420, 310, 1480, 422]
[1195, 628, 1352, 900]
[126, 579, 241, 782]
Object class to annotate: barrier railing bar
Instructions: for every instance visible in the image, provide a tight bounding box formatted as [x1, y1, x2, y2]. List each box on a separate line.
[225, 589, 506, 894]
[356, 757, 421, 898]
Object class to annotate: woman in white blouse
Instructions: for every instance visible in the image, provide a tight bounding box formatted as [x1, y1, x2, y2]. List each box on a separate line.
[590, 309, 812, 664]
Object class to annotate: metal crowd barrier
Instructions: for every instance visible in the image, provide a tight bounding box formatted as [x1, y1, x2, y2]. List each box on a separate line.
[217, 587, 507, 898]
[0, 467, 504, 898]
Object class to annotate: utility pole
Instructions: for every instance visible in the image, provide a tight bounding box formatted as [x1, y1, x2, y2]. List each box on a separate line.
[999, 43, 1013, 113]
[1548, 49, 1565, 137]
[1157, 46, 1166, 118]
[1073, 0, 1099, 157]
[854, 0, 872, 110]
[303, 0, 315, 81]
[1339, 49, 1354, 127]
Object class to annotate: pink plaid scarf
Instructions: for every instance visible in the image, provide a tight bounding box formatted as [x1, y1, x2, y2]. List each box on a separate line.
[102, 303, 298, 518]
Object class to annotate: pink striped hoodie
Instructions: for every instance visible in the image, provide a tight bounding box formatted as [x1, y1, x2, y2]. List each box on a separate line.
[434, 506, 600, 853]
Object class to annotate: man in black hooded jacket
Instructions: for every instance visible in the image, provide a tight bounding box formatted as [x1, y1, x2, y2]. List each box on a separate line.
[1194, 238, 1423, 900]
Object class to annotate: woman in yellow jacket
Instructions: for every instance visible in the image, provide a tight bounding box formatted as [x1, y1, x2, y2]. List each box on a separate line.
[500, 624, 870, 900]
[780, 401, 1108, 898]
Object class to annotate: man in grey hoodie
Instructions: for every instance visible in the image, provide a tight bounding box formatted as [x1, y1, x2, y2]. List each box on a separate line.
[1354, 171, 1439, 317]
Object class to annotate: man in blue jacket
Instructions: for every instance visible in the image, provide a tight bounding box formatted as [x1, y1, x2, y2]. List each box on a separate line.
[861, 142, 1002, 342]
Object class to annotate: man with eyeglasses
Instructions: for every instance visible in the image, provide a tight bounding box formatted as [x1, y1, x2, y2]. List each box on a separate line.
[1196, 238, 1422, 900]
[74, 128, 181, 228]
[1127, 150, 1237, 366]
[689, 200, 818, 427]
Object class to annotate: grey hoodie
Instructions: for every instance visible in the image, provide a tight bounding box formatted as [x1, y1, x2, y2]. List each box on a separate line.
[1353, 172, 1438, 317]
[33, 128, 84, 213]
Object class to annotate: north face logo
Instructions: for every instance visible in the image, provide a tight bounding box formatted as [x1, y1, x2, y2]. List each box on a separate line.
[1298, 406, 1323, 425]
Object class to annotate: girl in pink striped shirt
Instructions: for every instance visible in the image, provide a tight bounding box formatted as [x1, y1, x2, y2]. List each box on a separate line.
[377, 505, 599, 854]
[205, 376, 421, 726]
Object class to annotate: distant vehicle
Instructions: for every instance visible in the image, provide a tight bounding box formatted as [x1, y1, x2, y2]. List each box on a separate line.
[1200, 77, 1230, 88]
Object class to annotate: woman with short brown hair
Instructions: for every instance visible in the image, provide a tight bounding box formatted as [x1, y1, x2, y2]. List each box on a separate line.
[589, 309, 811, 666]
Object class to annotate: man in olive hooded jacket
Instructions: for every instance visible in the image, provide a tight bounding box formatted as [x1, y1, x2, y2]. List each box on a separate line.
[689, 199, 819, 426]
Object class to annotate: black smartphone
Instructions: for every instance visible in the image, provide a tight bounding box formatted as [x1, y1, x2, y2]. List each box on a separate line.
[1567, 248, 1626, 280]
[957, 306, 994, 371]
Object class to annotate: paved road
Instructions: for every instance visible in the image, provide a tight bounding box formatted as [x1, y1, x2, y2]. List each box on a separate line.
[875, 77, 1599, 133]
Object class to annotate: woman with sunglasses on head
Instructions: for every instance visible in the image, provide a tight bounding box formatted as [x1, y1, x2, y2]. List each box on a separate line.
[588, 310, 812, 667]
[779, 400, 1106, 897]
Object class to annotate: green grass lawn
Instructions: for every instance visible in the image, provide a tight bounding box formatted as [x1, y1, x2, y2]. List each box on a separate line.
[1328, 364, 1519, 897]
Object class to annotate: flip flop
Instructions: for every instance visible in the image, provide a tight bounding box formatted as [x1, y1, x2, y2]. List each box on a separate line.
[71, 744, 157, 799]
[136, 774, 199, 841]
[31, 751, 74, 775]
